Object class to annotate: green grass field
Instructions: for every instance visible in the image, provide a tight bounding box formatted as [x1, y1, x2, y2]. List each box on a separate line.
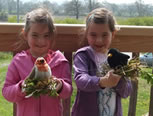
[0, 52, 152, 116]
[0, 52, 13, 116]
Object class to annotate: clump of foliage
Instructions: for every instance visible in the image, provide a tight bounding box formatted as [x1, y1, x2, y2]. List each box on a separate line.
[0, 11, 8, 21]
[8, 16, 17, 23]
[55, 17, 84, 24]
[98, 57, 140, 81]
[0, 52, 12, 60]
[22, 77, 58, 98]
[98, 57, 153, 85]
[117, 17, 153, 26]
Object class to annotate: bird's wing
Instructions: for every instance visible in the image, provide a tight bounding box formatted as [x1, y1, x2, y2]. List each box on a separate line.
[28, 66, 36, 79]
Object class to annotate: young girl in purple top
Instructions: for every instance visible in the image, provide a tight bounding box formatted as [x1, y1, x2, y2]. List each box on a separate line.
[71, 8, 132, 116]
[2, 8, 72, 116]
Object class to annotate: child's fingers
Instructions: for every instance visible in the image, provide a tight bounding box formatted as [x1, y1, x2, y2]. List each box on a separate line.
[108, 70, 121, 79]
[52, 78, 63, 92]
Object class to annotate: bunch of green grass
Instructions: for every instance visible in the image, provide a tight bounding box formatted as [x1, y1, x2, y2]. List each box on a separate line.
[117, 17, 153, 26]
[0, 52, 13, 115]
[0, 52, 12, 60]
[55, 17, 84, 24]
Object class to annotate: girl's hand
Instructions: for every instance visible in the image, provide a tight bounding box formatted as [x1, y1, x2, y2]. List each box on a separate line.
[53, 78, 63, 93]
[21, 80, 26, 93]
[99, 70, 121, 88]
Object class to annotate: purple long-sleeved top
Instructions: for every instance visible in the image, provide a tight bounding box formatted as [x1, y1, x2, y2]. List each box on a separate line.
[71, 46, 132, 116]
[2, 50, 73, 116]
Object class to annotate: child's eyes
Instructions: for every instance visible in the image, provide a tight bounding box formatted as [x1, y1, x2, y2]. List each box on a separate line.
[31, 34, 50, 39]
[44, 34, 50, 38]
[90, 34, 108, 38]
[89, 33, 108, 37]
[32, 34, 38, 38]
[103, 34, 108, 37]
[90, 33, 97, 37]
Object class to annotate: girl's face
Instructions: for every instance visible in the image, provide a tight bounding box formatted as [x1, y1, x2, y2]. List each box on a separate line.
[87, 22, 115, 53]
[25, 23, 52, 57]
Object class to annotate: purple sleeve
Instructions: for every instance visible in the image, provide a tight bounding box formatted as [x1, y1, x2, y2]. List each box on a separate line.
[2, 60, 25, 103]
[73, 52, 101, 92]
[58, 62, 73, 99]
[114, 77, 132, 98]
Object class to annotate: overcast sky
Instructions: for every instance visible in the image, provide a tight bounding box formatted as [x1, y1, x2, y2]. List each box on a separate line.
[105, 0, 153, 4]
[21, 0, 153, 5]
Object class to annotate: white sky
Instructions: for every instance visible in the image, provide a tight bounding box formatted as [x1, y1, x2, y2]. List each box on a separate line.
[104, 0, 153, 4]
[21, 0, 153, 5]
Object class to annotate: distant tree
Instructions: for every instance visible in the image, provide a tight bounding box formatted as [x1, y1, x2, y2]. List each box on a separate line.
[135, 0, 145, 17]
[72, 0, 81, 19]
[62, 1, 74, 16]
[8, 0, 16, 14]
[84, 0, 100, 12]
[50, 2, 60, 15]
[0, 11, 8, 21]
[19, 2, 40, 14]
[127, 4, 138, 17]
[62, 0, 83, 19]
[0, 0, 3, 11]
[0, 0, 8, 11]
[134, 0, 153, 17]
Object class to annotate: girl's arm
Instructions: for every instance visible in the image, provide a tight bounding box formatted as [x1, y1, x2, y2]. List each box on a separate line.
[114, 77, 132, 98]
[2, 61, 25, 103]
[57, 62, 73, 99]
[73, 52, 101, 92]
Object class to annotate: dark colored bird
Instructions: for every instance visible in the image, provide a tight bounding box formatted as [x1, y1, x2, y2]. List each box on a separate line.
[107, 48, 130, 69]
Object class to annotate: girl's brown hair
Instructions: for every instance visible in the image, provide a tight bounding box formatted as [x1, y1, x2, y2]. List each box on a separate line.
[79, 8, 118, 47]
[15, 8, 56, 52]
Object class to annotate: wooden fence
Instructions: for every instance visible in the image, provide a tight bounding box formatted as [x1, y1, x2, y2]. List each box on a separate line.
[0, 23, 153, 116]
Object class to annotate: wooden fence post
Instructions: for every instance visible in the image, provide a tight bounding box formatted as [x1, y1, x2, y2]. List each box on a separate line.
[63, 52, 73, 116]
[128, 80, 138, 116]
[128, 53, 139, 116]
[13, 103, 17, 116]
[149, 57, 153, 116]
[149, 86, 153, 116]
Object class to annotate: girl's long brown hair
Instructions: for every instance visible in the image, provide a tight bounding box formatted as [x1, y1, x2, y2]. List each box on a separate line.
[79, 8, 118, 48]
[14, 7, 56, 52]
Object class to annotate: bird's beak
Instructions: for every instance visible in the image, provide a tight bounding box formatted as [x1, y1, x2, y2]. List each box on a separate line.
[108, 53, 112, 57]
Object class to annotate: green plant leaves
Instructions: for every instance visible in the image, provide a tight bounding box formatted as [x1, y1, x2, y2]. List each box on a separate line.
[22, 77, 58, 98]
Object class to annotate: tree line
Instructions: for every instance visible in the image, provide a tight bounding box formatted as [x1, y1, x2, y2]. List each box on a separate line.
[0, 0, 153, 21]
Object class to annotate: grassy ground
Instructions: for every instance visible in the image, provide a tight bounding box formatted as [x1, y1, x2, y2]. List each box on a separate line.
[122, 77, 151, 116]
[0, 52, 13, 116]
[0, 52, 152, 116]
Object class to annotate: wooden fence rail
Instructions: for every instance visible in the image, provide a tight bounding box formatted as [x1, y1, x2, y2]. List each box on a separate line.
[0, 23, 153, 116]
